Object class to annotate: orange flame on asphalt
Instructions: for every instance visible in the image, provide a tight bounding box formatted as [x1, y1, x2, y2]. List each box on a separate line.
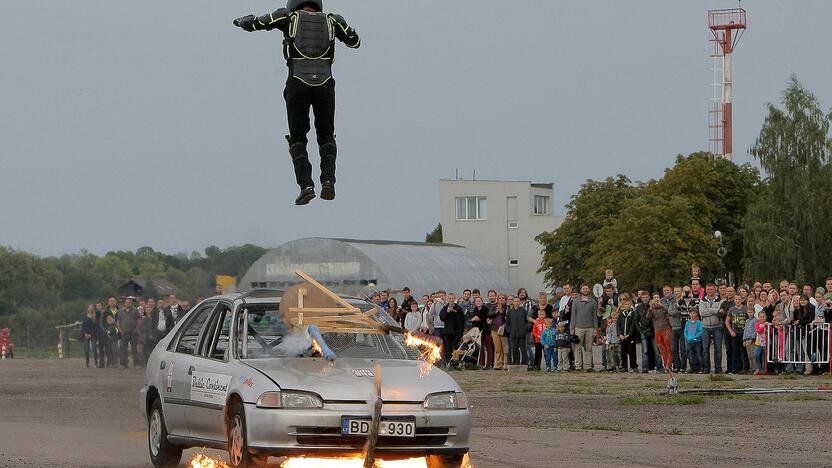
[404, 332, 442, 377]
[281, 456, 428, 468]
[280, 455, 474, 468]
[190, 453, 229, 468]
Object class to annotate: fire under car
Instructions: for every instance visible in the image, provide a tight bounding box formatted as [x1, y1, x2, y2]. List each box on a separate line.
[140, 278, 470, 468]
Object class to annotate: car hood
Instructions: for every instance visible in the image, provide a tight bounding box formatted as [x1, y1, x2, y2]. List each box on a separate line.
[244, 358, 461, 402]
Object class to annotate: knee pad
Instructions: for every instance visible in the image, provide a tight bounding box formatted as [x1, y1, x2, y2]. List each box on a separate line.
[288, 142, 308, 161]
[319, 141, 337, 158]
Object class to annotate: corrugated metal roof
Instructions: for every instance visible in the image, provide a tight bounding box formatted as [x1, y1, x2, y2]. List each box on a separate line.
[239, 238, 510, 298]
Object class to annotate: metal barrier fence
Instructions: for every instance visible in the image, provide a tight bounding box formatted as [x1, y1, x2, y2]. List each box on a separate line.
[766, 323, 830, 365]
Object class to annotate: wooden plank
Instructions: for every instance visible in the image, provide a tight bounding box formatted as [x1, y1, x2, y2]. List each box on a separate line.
[295, 270, 358, 311]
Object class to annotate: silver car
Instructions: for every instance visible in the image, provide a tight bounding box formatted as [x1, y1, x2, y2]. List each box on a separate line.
[140, 291, 470, 467]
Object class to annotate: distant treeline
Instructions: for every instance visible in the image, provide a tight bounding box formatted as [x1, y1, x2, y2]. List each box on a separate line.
[0, 244, 266, 348]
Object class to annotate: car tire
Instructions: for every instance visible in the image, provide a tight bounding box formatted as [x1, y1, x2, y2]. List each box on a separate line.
[427, 454, 465, 468]
[227, 401, 268, 468]
[148, 397, 183, 467]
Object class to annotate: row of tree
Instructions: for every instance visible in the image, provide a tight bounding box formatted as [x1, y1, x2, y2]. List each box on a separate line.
[537, 76, 832, 291]
[0, 244, 266, 348]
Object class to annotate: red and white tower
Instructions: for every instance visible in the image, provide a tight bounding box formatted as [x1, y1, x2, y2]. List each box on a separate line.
[708, 8, 746, 160]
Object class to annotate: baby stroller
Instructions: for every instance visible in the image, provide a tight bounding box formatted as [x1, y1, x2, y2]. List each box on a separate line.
[449, 329, 481, 370]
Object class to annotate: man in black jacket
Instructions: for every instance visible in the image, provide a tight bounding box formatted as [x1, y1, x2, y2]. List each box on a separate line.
[505, 296, 529, 366]
[234, 0, 361, 205]
[439, 293, 465, 365]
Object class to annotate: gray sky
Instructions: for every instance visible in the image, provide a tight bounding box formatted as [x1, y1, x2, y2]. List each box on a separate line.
[2, 1, 830, 257]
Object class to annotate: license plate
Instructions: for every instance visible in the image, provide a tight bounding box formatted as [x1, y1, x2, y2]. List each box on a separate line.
[341, 418, 415, 437]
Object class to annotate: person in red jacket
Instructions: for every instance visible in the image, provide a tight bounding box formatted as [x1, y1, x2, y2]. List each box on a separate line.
[531, 313, 548, 371]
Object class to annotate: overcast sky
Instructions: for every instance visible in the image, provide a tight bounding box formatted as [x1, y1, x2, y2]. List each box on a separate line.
[2, 1, 831, 257]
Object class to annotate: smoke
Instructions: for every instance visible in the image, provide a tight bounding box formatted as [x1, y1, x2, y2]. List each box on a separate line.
[274, 330, 314, 357]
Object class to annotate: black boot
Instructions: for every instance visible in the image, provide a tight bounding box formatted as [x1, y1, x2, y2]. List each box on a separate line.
[295, 186, 316, 206]
[320, 181, 336, 201]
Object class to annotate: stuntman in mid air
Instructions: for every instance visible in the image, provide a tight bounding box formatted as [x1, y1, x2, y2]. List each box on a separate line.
[233, 0, 360, 205]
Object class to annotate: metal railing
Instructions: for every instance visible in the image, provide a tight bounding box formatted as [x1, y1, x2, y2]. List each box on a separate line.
[766, 323, 830, 365]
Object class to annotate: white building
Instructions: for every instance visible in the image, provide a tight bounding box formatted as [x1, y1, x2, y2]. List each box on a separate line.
[439, 179, 564, 296]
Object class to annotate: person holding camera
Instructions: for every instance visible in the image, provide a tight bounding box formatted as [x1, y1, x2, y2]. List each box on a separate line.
[505, 296, 529, 366]
[699, 284, 725, 374]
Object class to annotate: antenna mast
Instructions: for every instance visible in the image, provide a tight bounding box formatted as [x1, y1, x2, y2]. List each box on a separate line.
[708, 7, 747, 161]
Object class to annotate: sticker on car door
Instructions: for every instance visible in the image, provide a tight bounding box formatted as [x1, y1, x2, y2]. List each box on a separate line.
[190, 371, 232, 405]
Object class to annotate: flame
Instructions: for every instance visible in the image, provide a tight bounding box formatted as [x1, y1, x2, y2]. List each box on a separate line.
[404, 332, 442, 377]
[462, 453, 474, 468]
[280, 456, 429, 468]
[190, 453, 230, 468]
[311, 338, 323, 356]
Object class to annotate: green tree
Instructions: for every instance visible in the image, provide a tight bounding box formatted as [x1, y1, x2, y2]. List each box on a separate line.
[744, 76, 832, 284]
[645, 153, 761, 281]
[425, 223, 443, 243]
[0, 247, 62, 311]
[585, 194, 719, 291]
[536, 175, 637, 287]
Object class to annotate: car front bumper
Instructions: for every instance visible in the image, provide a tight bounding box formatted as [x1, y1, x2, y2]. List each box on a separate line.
[245, 402, 470, 459]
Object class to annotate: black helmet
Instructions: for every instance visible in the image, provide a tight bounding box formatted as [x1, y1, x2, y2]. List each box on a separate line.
[287, 0, 323, 11]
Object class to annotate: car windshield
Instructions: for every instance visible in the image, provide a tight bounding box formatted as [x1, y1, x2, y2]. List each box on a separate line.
[239, 302, 419, 360]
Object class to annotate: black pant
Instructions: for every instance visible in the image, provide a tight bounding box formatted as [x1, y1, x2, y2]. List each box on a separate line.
[442, 333, 460, 365]
[671, 328, 687, 371]
[284, 78, 337, 188]
[120, 332, 138, 368]
[98, 335, 115, 368]
[727, 334, 747, 373]
[620, 338, 638, 369]
[534, 343, 544, 369]
[509, 336, 528, 365]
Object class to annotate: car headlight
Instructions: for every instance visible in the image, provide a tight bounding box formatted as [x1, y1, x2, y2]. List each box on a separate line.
[256, 391, 323, 409]
[423, 392, 467, 410]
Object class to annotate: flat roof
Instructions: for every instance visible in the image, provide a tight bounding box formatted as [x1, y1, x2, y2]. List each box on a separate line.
[439, 179, 553, 188]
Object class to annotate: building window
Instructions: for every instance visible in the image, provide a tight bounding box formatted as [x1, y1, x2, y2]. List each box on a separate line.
[533, 195, 550, 215]
[508, 259, 519, 266]
[455, 196, 487, 220]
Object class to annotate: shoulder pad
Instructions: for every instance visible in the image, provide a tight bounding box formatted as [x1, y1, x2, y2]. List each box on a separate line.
[328, 13, 347, 25]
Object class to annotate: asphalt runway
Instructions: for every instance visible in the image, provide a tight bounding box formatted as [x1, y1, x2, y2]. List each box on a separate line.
[2, 359, 831, 467]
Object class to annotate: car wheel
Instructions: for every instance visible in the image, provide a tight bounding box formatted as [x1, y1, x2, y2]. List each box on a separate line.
[426, 454, 465, 468]
[227, 401, 268, 467]
[148, 398, 182, 467]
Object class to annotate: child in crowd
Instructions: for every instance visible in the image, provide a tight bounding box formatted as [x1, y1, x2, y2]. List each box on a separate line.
[606, 310, 621, 372]
[555, 321, 572, 372]
[532, 312, 548, 371]
[603, 269, 618, 294]
[754, 312, 768, 375]
[690, 264, 705, 299]
[743, 305, 758, 372]
[540, 317, 557, 372]
[685, 311, 704, 373]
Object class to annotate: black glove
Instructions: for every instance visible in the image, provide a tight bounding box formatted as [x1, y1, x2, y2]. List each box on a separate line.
[233, 15, 256, 31]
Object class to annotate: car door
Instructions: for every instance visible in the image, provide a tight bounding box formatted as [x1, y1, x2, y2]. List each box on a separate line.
[163, 301, 217, 437]
[186, 302, 235, 442]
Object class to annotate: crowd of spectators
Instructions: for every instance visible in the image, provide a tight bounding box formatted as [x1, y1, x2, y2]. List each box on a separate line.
[78, 268, 832, 376]
[80, 293, 193, 368]
[377, 267, 832, 376]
